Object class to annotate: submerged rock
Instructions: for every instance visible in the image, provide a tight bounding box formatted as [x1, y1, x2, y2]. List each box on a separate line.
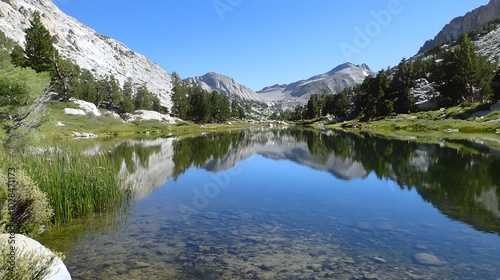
[414, 253, 445, 266]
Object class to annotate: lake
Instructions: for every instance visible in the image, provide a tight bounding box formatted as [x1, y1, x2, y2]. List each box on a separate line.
[39, 128, 500, 279]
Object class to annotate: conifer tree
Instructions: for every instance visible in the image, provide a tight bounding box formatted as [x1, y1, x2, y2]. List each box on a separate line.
[10, 45, 27, 68]
[24, 12, 57, 73]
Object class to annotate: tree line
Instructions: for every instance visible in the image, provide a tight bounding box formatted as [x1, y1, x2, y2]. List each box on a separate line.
[171, 73, 243, 123]
[289, 33, 500, 121]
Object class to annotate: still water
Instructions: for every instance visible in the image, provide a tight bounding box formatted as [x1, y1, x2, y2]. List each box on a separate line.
[40, 128, 500, 279]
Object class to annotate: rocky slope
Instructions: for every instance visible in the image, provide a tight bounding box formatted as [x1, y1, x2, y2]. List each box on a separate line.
[0, 0, 173, 108]
[419, 0, 500, 53]
[185, 63, 374, 108]
[185, 72, 262, 101]
[257, 63, 375, 107]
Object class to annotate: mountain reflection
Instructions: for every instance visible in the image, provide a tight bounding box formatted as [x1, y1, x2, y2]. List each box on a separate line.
[116, 128, 500, 235]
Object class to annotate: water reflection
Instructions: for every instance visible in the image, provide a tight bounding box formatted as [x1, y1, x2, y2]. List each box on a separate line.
[41, 128, 500, 279]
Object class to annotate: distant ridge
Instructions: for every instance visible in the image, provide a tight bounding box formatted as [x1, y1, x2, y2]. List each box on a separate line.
[419, 0, 500, 53]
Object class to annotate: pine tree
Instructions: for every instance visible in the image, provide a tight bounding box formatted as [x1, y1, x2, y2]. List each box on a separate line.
[72, 69, 97, 103]
[10, 45, 27, 68]
[332, 90, 351, 118]
[437, 34, 495, 105]
[391, 59, 415, 113]
[53, 55, 80, 101]
[120, 78, 135, 113]
[306, 94, 320, 119]
[24, 12, 56, 73]
[171, 72, 189, 119]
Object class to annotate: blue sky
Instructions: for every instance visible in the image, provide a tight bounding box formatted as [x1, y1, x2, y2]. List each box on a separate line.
[54, 0, 489, 90]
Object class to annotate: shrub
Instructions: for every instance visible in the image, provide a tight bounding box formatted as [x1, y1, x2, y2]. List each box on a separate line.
[0, 169, 53, 236]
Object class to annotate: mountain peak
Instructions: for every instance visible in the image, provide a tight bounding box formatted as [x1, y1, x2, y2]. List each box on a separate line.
[185, 72, 261, 101]
[327, 63, 371, 75]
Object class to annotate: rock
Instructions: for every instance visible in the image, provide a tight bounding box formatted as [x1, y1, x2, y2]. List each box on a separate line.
[419, 0, 500, 53]
[64, 108, 86, 115]
[373, 257, 386, 264]
[444, 129, 459, 133]
[414, 253, 445, 266]
[72, 132, 97, 139]
[126, 260, 151, 269]
[0, 234, 71, 280]
[56, 121, 65, 127]
[126, 110, 176, 124]
[70, 98, 102, 116]
[412, 79, 439, 111]
[363, 272, 379, 279]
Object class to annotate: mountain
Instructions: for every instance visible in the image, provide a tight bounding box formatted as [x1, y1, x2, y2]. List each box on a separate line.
[0, 0, 173, 108]
[257, 63, 375, 106]
[419, 0, 500, 53]
[185, 72, 262, 101]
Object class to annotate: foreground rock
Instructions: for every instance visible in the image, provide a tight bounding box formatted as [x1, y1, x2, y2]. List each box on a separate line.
[0, 234, 71, 280]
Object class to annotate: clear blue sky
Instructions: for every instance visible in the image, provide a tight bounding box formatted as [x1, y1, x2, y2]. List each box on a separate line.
[54, 0, 489, 91]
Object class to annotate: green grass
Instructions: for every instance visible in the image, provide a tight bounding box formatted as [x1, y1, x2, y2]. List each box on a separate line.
[6, 149, 131, 226]
[36, 100, 263, 143]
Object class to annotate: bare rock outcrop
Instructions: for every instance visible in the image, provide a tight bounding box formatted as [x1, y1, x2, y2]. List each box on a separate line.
[419, 0, 500, 53]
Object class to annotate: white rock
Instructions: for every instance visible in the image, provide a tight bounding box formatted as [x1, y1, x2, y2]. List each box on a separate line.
[56, 121, 65, 127]
[126, 110, 176, 124]
[0, 234, 72, 280]
[72, 132, 98, 139]
[64, 108, 86, 115]
[412, 78, 439, 111]
[71, 99, 101, 116]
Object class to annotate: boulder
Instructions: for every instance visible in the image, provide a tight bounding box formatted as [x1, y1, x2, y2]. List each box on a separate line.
[70, 98, 101, 116]
[412, 78, 439, 111]
[0, 234, 72, 280]
[64, 108, 86, 115]
[126, 110, 176, 124]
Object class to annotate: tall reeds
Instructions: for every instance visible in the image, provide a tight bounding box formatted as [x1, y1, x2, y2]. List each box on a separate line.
[18, 150, 131, 226]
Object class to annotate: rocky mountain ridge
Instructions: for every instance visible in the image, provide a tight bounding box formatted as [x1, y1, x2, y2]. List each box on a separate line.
[419, 0, 500, 53]
[185, 72, 262, 101]
[0, 0, 173, 108]
[186, 63, 375, 109]
[256, 63, 375, 108]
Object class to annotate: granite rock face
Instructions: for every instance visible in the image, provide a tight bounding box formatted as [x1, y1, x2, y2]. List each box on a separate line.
[419, 0, 500, 53]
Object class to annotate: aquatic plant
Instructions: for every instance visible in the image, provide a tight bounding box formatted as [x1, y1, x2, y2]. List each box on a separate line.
[16, 150, 131, 226]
